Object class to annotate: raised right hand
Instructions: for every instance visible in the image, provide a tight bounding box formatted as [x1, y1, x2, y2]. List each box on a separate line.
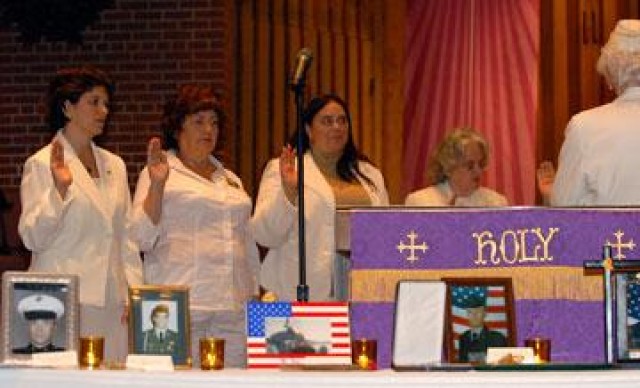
[146, 137, 169, 186]
[536, 161, 556, 204]
[50, 140, 72, 198]
[279, 145, 298, 204]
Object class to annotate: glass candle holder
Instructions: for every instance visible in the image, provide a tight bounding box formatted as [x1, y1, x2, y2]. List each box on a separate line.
[200, 337, 225, 370]
[78, 336, 104, 369]
[352, 339, 377, 370]
[525, 337, 551, 363]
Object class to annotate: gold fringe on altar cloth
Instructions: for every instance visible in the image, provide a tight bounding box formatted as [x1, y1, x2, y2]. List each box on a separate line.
[349, 267, 603, 302]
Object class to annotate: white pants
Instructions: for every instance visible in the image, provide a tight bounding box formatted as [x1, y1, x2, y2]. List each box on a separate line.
[190, 309, 246, 368]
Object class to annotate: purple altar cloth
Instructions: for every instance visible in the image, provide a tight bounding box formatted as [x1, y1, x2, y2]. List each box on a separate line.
[348, 208, 640, 367]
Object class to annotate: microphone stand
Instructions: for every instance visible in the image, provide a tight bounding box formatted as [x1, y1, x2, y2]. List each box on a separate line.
[292, 80, 309, 302]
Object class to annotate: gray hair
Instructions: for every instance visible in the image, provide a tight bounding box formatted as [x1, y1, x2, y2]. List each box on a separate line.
[426, 127, 489, 185]
[597, 20, 640, 94]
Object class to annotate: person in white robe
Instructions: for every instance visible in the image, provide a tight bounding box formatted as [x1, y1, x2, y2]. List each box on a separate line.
[131, 85, 259, 368]
[19, 66, 143, 362]
[551, 20, 640, 206]
[250, 94, 389, 302]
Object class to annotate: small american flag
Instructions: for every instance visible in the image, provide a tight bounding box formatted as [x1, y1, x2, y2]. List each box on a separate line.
[246, 302, 352, 369]
[450, 286, 508, 357]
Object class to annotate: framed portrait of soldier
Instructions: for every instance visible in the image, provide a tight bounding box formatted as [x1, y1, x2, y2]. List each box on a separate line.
[614, 268, 640, 362]
[128, 285, 190, 367]
[442, 277, 516, 364]
[1, 271, 79, 363]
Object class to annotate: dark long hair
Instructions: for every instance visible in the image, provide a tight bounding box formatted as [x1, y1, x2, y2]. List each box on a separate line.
[161, 84, 225, 151]
[46, 65, 115, 132]
[288, 94, 375, 187]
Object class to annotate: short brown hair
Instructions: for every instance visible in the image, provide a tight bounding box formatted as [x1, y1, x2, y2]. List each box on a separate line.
[46, 65, 115, 132]
[161, 84, 224, 151]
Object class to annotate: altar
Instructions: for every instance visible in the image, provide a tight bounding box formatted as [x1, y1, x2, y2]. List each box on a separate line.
[4, 367, 640, 388]
[341, 207, 640, 368]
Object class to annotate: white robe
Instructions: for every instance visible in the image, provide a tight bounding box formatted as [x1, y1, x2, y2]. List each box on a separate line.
[552, 86, 640, 206]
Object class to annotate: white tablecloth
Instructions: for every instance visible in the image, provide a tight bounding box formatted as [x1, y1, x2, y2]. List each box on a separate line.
[3, 368, 640, 388]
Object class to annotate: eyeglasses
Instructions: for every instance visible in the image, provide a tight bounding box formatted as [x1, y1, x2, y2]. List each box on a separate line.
[317, 115, 348, 127]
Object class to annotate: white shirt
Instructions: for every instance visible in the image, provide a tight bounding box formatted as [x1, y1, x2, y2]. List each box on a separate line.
[552, 86, 640, 206]
[404, 181, 508, 207]
[250, 153, 389, 301]
[131, 152, 259, 312]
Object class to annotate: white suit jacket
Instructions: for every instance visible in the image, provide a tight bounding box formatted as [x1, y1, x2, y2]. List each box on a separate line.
[404, 181, 508, 207]
[250, 153, 389, 301]
[18, 132, 143, 307]
[130, 152, 259, 312]
[552, 86, 640, 206]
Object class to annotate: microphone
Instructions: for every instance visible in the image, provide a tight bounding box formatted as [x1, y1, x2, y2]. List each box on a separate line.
[290, 48, 313, 88]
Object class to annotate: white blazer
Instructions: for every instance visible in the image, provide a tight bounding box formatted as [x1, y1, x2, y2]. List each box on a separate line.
[18, 132, 143, 307]
[250, 153, 389, 301]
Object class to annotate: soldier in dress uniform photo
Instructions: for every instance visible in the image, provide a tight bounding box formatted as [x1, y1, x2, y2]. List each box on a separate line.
[457, 295, 507, 363]
[12, 294, 66, 354]
[142, 304, 179, 355]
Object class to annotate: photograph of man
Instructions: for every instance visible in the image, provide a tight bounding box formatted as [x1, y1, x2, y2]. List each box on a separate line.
[142, 303, 179, 354]
[13, 294, 65, 354]
[457, 295, 507, 363]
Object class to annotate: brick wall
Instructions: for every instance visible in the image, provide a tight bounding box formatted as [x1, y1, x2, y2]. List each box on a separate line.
[0, 0, 234, 189]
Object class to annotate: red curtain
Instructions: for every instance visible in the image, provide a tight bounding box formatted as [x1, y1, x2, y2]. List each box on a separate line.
[404, 0, 540, 205]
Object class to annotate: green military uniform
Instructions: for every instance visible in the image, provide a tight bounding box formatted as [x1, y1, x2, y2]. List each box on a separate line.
[143, 329, 179, 354]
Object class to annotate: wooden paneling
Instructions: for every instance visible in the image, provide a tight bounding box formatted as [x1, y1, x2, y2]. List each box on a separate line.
[232, 0, 404, 202]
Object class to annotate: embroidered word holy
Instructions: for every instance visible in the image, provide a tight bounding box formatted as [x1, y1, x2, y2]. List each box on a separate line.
[472, 227, 559, 266]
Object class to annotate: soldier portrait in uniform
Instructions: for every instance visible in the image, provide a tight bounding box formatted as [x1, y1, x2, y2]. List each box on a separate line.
[443, 278, 515, 364]
[1, 272, 79, 363]
[142, 303, 179, 355]
[12, 294, 66, 354]
[128, 286, 190, 366]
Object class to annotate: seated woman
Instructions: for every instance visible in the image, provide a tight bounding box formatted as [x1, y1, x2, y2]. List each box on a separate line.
[405, 127, 508, 207]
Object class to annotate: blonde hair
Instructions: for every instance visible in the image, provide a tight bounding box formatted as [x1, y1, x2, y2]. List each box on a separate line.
[425, 127, 489, 185]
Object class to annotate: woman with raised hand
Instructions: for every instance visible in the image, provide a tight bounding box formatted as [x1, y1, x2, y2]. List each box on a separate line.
[19, 66, 143, 362]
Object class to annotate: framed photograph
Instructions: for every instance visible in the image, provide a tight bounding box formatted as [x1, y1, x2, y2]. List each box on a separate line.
[615, 268, 640, 362]
[442, 277, 516, 364]
[246, 302, 352, 369]
[128, 285, 190, 367]
[1, 271, 79, 363]
[392, 280, 446, 369]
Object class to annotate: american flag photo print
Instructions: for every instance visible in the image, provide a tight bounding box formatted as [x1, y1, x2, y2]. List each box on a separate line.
[246, 302, 352, 369]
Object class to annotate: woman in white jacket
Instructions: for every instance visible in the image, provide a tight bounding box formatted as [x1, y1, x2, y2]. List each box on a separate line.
[251, 94, 389, 302]
[131, 85, 259, 367]
[18, 66, 143, 362]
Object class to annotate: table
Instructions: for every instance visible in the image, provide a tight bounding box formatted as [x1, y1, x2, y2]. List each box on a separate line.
[4, 368, 640, 388]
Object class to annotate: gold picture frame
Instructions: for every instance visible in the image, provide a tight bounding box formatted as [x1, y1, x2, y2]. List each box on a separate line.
[1, 271, 79, 363]
[128, 285, 191, 367]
